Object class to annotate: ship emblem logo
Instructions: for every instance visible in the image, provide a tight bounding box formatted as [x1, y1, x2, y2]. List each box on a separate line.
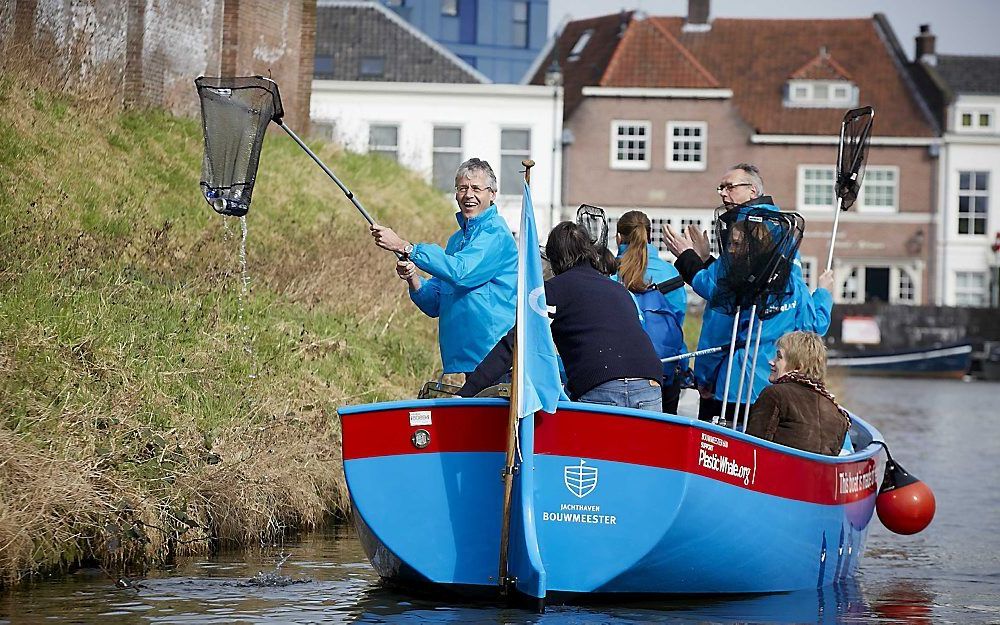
[564, 459, 598, 498]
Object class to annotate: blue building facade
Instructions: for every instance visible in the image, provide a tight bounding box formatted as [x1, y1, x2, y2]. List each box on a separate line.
[382, 0, 548, 83]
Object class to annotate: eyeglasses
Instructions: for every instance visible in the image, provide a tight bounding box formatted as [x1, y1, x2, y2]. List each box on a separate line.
[716, 182, 754, 195]
[455, 185, 494, 194]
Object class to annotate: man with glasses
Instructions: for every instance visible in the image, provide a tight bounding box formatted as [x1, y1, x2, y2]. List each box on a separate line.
[662, 163, 835, 423]
[371, 158, 517, 379]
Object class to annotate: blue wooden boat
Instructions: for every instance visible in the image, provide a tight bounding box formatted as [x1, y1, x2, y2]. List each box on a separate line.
[827, 342, 972, 378]
[338, 397, 885, 603]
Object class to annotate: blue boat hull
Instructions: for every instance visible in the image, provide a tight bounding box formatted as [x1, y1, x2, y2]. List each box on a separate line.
[827, 343, 972, 378]
[339, 399, 884, 599]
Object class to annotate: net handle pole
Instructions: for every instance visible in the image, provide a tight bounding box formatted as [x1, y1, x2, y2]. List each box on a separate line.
[737, 318, 764, 432]
[732, 304, 757, 417]
[275, 119, 377, 227]
[716, 308, 741, 426]
[660, 342, 745, 364]
[825, 195, 845, 272]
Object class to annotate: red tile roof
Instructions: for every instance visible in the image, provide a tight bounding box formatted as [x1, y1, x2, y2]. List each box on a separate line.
[790, 49, 853, 81]
[601, 19, 719, 88]
[532, 14, 935, 137]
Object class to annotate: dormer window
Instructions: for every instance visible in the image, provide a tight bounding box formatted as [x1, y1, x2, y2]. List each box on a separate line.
[784, 80, 858, 108]
[568, 29, 593, 62]
[957, 109, 994, 132]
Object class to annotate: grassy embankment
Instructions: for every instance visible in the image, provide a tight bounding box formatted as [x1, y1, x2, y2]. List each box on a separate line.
[0, 76, 455, 586]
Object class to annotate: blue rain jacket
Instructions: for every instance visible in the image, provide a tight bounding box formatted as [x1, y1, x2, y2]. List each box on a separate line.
[409, 204, 518, 373]
[617, 243, 687, 327]
[692, 199, 833, 404]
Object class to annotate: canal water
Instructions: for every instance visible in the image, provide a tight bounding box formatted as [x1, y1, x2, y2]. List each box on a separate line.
[2, 376, 999, 624]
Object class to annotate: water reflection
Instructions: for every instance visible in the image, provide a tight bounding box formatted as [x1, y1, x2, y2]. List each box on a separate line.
[350, 578, 873, 624]
[870, 579, 936, 625]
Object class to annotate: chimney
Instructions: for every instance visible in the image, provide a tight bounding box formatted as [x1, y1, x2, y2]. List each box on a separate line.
[916, 24, 936, 65]
[684, 0, 710, 32]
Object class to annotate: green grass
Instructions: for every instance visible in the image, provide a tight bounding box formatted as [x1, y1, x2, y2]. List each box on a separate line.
[0, 77, 456, 585]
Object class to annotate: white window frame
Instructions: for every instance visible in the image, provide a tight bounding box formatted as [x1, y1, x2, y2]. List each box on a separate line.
[610, 120, 651, 171]
[957, 170, 990, 236]
[784, 80, 858, 108]
[857, 166, 899, 214]
[838, 266, 862, 303]
[891, 266, 919, 304]
[665, 121, 707, 172]
[368, 123, 399, 161]
[797, 165, 836, 210]
[957, 108, 995, 132]
[799, 256, 817, 290]
[432, 125, 463, 192]
[499, 127, 531, 196]
[954, 271, 989, 307]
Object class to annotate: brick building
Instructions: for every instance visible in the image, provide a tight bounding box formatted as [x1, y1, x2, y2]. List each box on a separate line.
[1, 0, 316, 129]
[531, 3, 940, 305]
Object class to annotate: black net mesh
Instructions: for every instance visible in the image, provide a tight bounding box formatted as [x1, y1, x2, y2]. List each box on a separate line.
[576, 204, 609, 250]
[195, 76, 284, 217]
[836, 106, 874, 211]
[712, 205, 805, 320]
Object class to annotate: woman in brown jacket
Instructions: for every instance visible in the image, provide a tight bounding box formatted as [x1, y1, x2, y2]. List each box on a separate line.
[744, 331, 851, 455]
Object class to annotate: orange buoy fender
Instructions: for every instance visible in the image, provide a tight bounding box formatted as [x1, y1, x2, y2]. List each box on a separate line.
[875, 456, 935, 535]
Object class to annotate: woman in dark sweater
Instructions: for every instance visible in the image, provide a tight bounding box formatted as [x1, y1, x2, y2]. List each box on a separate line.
[458, 222, 663, 410]
[745, 331, 850, 455]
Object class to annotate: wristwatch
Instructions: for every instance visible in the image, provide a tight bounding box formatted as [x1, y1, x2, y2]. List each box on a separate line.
[402, 243, 414, 258]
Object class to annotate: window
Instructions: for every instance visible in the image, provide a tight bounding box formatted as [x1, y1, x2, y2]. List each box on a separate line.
[666, 122, 707, 171]
[368, 124, 398, 161]
[896, 267, 916, 303]
[955, 271, 988, 307]
[568, 29, 593, 62]
[958, 171, 989, 235]
[432, 127, 462, 191]
[958, 109, 994, 131]
[441, 0, 457, 16]
[500, 129, 530, 195]
[314, 55, 334, 77]
[840, 267, 860, 303]
[611, 121, 651, 170]
[360, 56, 385, 78]
[859, 167, 898, 213]
[800, 256, 815, 289]
[785, 80, 858, 108]
[512, 1, 529, 48]
[798, 166, 836, 209]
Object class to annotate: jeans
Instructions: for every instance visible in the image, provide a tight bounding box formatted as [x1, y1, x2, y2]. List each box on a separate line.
[577, 378, 662, 412]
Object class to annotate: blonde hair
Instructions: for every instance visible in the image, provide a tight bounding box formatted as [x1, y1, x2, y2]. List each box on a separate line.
[616, 210, 651, 292]
[777, 331, 827, 381]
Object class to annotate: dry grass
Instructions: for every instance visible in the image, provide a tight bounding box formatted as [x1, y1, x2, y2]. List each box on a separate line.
[0, 73, 455, 585]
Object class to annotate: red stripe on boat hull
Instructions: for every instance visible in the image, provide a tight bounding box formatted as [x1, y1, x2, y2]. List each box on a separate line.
[534, 409, 877, 505]
[341, 405, 508, 460]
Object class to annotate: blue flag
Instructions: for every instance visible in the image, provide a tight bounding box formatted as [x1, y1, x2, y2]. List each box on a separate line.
[516, 181, 564, 418]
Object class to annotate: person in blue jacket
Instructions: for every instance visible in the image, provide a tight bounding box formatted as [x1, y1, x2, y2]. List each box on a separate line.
[663, 163, 834, 422]
[371, 158, 517, 376]
[615, 210, 688, 413]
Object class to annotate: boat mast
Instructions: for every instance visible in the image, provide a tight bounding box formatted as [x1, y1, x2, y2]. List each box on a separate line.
[497, 159, 535, 594]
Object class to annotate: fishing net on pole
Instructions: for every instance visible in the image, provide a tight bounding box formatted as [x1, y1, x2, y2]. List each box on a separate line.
[836, 106, 874, 210]
[576, 204, 609, 251]
[711, 206, 805, 320]
[195, 76, 284, 217]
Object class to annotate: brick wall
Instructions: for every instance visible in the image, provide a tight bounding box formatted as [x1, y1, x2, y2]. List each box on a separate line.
[1, 0, 314, 129]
